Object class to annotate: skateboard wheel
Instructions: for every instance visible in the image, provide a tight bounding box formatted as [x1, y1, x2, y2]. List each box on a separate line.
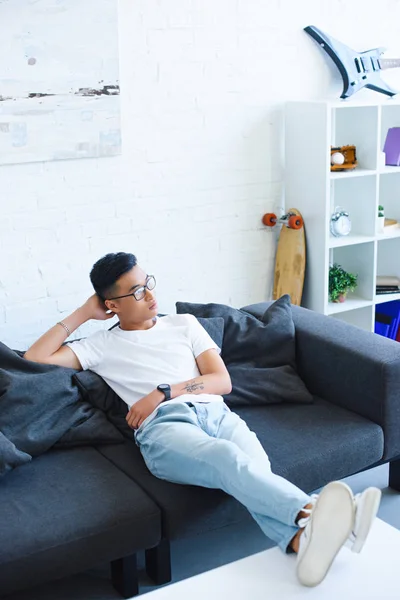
[262, 213, 277, 227]
[288, 215, 303, 230]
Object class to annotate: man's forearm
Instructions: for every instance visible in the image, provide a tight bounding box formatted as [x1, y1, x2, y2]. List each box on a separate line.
[24, 306, 90, 361]
[170, 373, 232, 399]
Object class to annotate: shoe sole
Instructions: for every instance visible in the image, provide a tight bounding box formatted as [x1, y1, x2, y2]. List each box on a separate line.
[297, 481, 354, 587]
[352, 487, 381, 554]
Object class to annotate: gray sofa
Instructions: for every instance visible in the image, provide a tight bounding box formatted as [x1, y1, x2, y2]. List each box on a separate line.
[1, 302, 400, 598]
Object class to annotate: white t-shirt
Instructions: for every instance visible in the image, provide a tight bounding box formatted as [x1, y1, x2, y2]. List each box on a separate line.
[68, 314, 223, 415]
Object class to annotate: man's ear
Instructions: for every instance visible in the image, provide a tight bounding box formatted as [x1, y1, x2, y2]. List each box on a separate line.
[104, 299, 120, 313]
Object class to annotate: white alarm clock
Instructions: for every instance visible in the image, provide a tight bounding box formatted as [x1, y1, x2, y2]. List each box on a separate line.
[330, 207, 351, 237]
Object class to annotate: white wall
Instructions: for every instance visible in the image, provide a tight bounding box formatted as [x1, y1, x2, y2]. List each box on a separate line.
[2, 0, 400, 348]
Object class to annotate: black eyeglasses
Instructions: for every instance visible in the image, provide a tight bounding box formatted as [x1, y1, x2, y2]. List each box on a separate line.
[107, 275, 156, 302]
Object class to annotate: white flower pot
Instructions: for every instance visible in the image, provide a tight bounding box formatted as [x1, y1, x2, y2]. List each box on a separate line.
[377, 216, 385, 234]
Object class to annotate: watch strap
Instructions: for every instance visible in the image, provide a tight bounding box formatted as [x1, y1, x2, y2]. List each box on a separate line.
[157, 384, 171, 401]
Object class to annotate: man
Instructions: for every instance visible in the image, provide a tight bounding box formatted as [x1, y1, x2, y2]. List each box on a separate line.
[24, 252, 381, 587]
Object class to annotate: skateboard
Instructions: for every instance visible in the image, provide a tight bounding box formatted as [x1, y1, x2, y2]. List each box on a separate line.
[262, 208, 306, 306]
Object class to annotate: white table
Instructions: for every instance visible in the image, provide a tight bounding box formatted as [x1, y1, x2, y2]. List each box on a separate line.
[140, 519, 399, 599]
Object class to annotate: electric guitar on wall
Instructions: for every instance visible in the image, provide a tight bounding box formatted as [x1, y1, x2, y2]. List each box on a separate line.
[304, 25, 400, 98]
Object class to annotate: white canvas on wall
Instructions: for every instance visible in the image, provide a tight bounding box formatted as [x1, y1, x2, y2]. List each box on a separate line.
[0, 0, 121, 165]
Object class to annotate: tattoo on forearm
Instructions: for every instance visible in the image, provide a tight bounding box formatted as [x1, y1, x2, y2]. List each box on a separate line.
[182, 380, 205, 394]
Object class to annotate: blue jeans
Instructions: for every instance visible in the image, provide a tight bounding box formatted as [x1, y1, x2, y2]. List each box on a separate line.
[135, 401, 311, 552]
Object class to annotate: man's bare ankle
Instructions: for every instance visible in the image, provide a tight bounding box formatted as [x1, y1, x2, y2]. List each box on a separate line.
[290, 529, 303, 554]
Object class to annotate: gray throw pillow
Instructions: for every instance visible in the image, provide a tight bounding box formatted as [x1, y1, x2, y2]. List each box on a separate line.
[0, 341, 123, 463]
[176, 295, 313, 406]
[73, 370, 132, 439]
[196, 317, 224, 349]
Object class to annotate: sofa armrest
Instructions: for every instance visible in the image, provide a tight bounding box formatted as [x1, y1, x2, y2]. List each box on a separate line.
[242, 302, 400, 460]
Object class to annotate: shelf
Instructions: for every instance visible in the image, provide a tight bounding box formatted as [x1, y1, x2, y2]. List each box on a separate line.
[330, 168, 376, 179]
[332, 100, 400, 109]
[376, 228, 400, 240]
[286, 100, 400, 109]
[379, 166, 400, 175]
[285, 101, 400, 331]
[375, 293, 400, 305]
[329, 235, 375, 248]
[327, 297, 372, 315]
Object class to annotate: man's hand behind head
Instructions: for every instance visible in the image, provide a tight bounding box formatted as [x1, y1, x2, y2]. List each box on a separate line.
[81, 294, 115, 321]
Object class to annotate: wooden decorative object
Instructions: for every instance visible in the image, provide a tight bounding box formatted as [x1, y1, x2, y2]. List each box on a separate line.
[262, 208, 306, 306]
[330, 145, 358, 171]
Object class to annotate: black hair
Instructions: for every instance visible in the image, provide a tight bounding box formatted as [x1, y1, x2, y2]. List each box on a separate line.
[90, 252, 137, 300]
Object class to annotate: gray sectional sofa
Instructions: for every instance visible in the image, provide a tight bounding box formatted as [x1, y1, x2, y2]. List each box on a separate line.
[1, 301, 400, 598]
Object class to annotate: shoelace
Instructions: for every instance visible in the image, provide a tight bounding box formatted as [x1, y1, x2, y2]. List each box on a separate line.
[297, 494, 318, 529]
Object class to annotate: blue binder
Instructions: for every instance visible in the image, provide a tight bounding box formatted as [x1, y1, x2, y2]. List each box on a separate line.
[374, 319, 391, 338]
[375, 300, 400, 340]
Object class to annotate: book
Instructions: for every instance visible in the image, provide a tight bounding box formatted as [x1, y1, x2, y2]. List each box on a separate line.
[375, 300, 400, 339]
[383, 224, 400, 235]
[376, 286, 400, 294]
[376, 276, 400, 286]
[375, 312, 393, 337]
[382, 218, 399, 234]
[375, 320, 391, 337]
[384, 128, 400, 166]
[384, 228, 400, 235]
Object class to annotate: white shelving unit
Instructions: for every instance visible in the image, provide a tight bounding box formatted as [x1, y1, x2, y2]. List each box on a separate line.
[285, 100, 400, 332]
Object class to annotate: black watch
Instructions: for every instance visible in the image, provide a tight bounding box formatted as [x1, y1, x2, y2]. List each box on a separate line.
[157, 384, 171, 401]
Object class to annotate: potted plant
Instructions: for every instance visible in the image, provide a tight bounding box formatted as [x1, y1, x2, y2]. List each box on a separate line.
[378, 204, 385, 233]
[329, 263, 358, 303]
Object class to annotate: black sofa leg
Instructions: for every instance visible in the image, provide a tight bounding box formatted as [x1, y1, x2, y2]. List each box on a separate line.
[111, 553, 139, 598]
[145, 538, 172, 585]
[389, 458, 400, 491]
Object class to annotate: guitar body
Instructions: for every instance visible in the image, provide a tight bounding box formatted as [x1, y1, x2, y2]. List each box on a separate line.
[305, 25, 398, 98]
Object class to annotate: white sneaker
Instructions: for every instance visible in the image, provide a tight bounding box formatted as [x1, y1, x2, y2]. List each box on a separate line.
[296, 481, 354, 587]
[348, 487, 381, 553]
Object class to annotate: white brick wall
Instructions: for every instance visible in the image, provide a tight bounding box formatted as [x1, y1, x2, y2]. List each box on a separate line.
[2, 0, 400, 348]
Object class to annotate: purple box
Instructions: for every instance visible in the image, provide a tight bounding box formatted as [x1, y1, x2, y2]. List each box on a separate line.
[384, 127, 400, 166]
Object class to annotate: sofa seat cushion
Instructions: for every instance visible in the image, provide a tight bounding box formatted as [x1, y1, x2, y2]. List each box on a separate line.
[0, 446, 161, 596]
[234, 398, 384, 492]
[97, 398, 383, 541]
[97, 439, 251, 540]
